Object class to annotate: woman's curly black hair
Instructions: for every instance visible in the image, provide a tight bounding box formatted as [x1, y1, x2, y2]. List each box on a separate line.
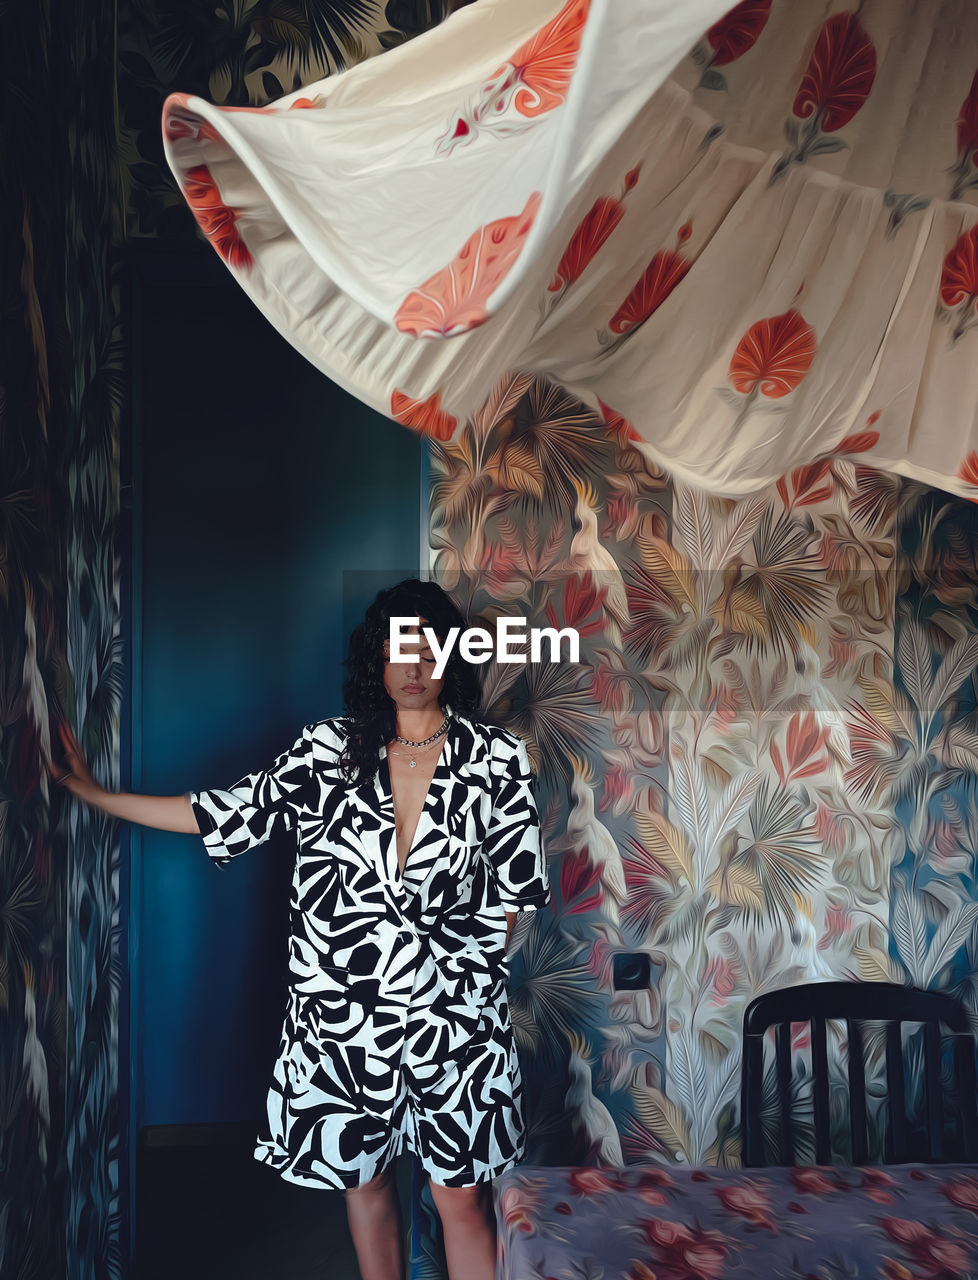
[339, 578, 483, 785]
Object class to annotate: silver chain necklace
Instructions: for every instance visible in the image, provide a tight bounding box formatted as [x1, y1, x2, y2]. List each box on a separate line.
[390, 713, 451, 767]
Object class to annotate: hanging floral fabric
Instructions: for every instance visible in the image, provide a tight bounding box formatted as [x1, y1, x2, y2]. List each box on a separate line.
[162, 0, 978, 501]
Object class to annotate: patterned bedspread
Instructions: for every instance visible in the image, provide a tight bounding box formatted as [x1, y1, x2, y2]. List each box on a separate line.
[494, 1162, 978, 1280]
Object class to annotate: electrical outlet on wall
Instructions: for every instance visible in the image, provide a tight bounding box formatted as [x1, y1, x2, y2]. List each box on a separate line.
[612, 953, 652, 990]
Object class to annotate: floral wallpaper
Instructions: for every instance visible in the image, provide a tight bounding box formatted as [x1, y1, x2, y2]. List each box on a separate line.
[0, 0, 121, 1276]
[426, 370, 978, 1192]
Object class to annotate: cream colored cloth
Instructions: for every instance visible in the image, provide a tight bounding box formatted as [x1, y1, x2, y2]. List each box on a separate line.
[163, 0, 978, 501]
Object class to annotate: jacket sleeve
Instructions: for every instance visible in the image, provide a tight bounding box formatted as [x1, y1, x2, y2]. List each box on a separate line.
[483, 734, 551, 912]
[187, 723, 314, 868]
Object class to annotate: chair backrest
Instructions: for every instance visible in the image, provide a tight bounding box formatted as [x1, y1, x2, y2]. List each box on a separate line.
[740, 981, 978, 1166]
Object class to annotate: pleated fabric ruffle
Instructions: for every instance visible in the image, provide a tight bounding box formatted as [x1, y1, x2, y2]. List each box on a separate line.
[162, 0, 978, 501]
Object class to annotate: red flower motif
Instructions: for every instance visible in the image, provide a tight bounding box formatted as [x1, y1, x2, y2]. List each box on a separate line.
[181, 165, 252, 269]
[959, 451, 978, 487]
[820, 898, 852, 948]
[793, 12, 877, 132]
[715, 1181, 776, 1231]
[644, 1218, 729, 1280]
[560, 848, 603, 913]
[705, 0, 772, 67]
[880, 1217, 973, 1279]
[598, 764, 633, 815]
[777, 425, 878, 510]
[590, 661, 631, 719]
[596, 398, 642, 443]
[710, 679, 740, 727]
[703, 954, 738, 1001]
[943, 1177, 978, 1213]
[834, 429, 880, 454]
[790, 1167, 841, 1196]
[728, 309, 816, 398]
[567, 1167, 622, 1196]
[549, 196, 625, 292]
[547, 574, 606, 635]
[394, 192, 541, 337]
[771, 709, 829, 783]
[609, 248, 690, 334]
[390, 389, 458, 440]
[495, 0, 591, 118]
[957, 71, 978, 161]
[602, 487, 639, 541]
[941, 225, 978, 309]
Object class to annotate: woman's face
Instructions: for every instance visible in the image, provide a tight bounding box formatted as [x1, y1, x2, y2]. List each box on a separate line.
[382, 615, 445, 716]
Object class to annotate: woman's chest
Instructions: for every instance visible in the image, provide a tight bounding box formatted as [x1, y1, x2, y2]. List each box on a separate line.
[292, 766, 493, 888]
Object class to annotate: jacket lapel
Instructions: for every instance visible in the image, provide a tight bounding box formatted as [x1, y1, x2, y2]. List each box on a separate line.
[348, 712, 480, 904]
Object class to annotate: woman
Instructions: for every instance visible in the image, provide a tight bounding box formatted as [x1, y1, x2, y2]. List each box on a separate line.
[49, 577, 551, 1280]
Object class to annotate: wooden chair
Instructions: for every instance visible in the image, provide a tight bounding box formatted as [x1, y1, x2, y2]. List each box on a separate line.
[741, 981, 978, 1166]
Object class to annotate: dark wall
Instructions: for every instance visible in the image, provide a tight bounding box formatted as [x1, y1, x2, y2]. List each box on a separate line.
[128, 246, 423, 1128]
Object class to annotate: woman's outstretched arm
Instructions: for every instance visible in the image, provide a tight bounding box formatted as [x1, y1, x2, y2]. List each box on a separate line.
[48, 722, 200, 834]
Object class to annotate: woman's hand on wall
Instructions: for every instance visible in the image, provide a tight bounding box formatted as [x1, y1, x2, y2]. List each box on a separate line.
[48, 721, 201, 835]
[48, 721, 100, 800]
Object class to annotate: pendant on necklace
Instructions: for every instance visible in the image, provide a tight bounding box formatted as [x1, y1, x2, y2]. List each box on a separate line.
[409, 760, 417, 768]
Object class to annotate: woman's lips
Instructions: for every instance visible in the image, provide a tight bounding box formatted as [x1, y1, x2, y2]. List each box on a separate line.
[401, 684, 424, 693]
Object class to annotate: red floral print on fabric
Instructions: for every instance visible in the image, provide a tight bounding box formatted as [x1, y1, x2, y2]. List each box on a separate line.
[163, 92, 223, 145]
[729, 308, 816, 398]
[793, 12, 877, 132]
[549, 196, 623, 291]
[567, 1167, 631, 1196]
[436, 0, 590, 153]
[773, 12, 876, 181]
[706, 0, 772, 66]
[951, 72, 978, 199]
[715, 1180, 777, 1232]
[642, 1218, 729, 1280]
[940, 225, 978, 342]
[880, 1217, 973, 1280]
[394, 191, 541, 337]
[181, 165, 253, 270]
[607, 221, 693, 337]
[957, 73, 978, 159]
[722, 307, 816, 431]
[694, 0, 772, 91]
[942, 1176, 978, 1213]
[958, 452, 978, 493]
[390, 388, 458, 440]
[547, 168, 640, 300]
[501, 0, 591, 118]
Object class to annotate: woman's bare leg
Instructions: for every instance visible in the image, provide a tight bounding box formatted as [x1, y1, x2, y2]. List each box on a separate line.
[344, 1164, 406, 1280]
[428, 1178, 497, 1280]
